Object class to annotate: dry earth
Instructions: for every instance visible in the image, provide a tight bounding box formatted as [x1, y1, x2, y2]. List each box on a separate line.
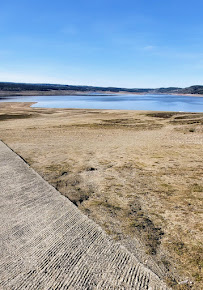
[0, 102, 202, 289]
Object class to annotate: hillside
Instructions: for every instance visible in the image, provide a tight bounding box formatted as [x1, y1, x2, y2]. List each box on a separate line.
[179, 85, 203, 95]
[0, 82, 150, 93]
[0, 82, 202, 95]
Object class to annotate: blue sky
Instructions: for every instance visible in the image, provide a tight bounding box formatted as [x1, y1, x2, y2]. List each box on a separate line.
[0, 0, 203, 88]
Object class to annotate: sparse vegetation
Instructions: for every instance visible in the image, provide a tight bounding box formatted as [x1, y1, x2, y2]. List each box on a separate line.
[0, 103, 202, 288]
[0, 113, 33, 121]
[146, 112, 179, 118]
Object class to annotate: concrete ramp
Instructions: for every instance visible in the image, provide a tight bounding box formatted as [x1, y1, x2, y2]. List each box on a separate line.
[0, 141, 168, 289]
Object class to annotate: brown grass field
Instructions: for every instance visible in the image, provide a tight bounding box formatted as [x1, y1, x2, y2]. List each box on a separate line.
[0, 102, 202, 289]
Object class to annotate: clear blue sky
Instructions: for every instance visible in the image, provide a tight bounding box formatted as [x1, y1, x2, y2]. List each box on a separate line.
[0, 0, 203, 88]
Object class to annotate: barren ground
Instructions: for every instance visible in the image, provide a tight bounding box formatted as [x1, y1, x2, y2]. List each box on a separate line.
[0, 102, 202, 289]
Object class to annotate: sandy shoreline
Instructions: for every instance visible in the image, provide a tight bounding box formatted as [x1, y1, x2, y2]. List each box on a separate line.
[0, 102, 202, 288]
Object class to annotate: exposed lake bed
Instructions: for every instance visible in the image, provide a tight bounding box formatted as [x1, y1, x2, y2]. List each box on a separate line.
[0, 101, 202, 287]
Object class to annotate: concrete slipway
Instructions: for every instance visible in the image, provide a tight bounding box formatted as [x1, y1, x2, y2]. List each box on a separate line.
[0, 141, 168, 289]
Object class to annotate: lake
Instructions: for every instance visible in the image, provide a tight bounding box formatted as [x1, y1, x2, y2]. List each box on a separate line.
[1, 94, 203, 112]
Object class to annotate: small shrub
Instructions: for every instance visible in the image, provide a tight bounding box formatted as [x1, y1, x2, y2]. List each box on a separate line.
[189, 128, 195, 132]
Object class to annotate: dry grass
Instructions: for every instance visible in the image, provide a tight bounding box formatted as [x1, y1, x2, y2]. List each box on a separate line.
[0, 102, 202, 288]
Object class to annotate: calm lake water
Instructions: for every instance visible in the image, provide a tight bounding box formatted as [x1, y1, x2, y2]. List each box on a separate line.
[1, 94, 203, 112]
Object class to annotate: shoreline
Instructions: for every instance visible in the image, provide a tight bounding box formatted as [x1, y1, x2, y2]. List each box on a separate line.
[0, 90, 203, 98]
[1, 101, 202, 114]
[1, 98, 203, 114]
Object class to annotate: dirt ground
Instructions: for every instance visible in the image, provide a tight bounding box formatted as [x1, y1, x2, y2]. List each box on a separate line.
[0, 102, 202, 289]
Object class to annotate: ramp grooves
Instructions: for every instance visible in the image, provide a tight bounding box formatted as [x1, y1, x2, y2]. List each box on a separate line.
[0, 141, 168, 289]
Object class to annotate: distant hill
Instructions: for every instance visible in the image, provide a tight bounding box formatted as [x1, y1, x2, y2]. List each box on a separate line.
[0, 82, 202, 95]
[0, 82, 150, 93]
[179, 85, 203, 95]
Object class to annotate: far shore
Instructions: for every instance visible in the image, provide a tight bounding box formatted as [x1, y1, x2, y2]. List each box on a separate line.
[0, 90, 203, 98]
